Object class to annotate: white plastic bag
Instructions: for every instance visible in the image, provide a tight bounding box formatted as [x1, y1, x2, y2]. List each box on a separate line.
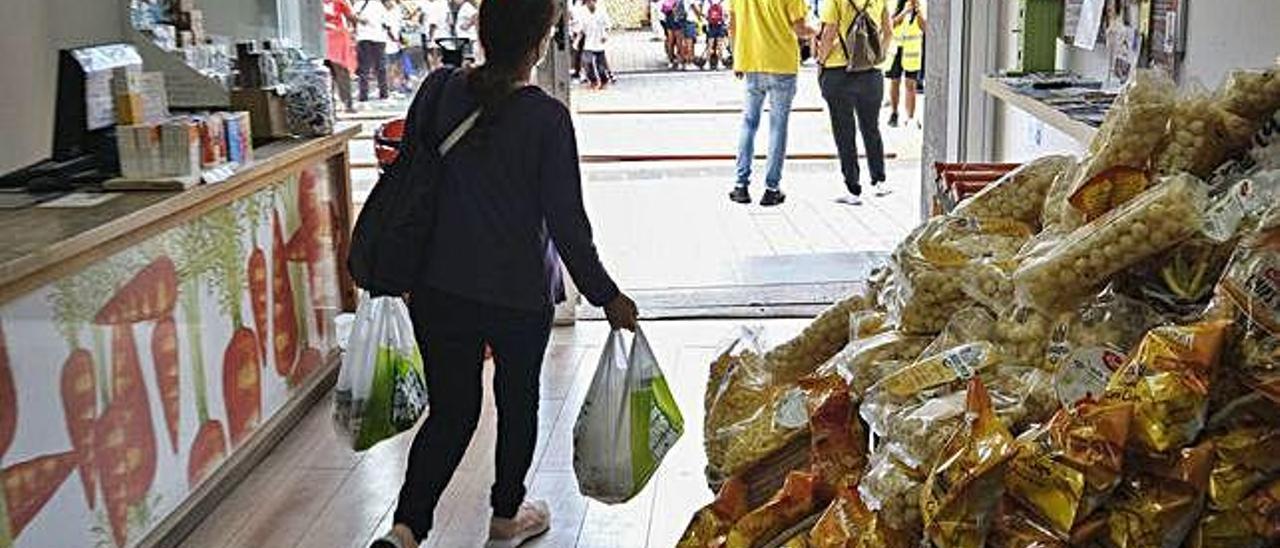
[332, 296, 427, 451]
[573, 327, 685, 503]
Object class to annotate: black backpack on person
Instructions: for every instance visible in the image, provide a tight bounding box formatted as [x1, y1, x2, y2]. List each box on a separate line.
[347, 69, 479, 295]
[840, 0, 886, 72]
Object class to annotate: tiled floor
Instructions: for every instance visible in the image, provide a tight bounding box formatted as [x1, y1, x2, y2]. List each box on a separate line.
[180, 319, 807, 548]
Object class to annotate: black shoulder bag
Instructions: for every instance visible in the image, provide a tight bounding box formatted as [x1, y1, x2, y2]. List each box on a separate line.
[347, 69, 481, 295]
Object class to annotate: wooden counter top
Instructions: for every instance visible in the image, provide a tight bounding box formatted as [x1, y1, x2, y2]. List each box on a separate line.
[0, 126, 359, 304]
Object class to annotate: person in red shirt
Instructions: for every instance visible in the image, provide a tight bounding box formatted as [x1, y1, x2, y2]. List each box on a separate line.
[325, 0, 359, 112]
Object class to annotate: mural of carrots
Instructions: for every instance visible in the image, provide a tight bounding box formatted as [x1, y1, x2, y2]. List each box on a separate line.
[104, 325, 158, 507]
[289, 347, 323, 388]
[271, 210, 299, 379]
[94, 400, 134, 547]
[151, 316, 180, 453]
[223, 328, 262, 447]
[93, 257, 178, 325]
[186, 420, 227, 488]
[247, 248, 269, 362]
[2, 451, 78, 539]
[0, 323, 15, 460]
[181, 285, 229, 489]
[59, 349, 97, 509]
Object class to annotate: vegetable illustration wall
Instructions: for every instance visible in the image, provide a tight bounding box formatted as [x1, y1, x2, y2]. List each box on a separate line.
[0, 160, 344, 547]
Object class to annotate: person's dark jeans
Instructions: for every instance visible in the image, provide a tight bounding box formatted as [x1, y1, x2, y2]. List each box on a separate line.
[394, 286, 553, 542]
[357, 40, 389, 101]
[325, 60, 354, 111]
[819, 68, 886, 196]
[584, 50, 607, 85]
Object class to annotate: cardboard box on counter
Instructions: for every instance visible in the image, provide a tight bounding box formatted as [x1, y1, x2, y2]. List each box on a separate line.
[112, 71, 169, 125]
[162, 118, 202, 179]
[110, 117, 204, 188]
[231, 88, 289, 140]
[196, 113, 228, 168]
[116, 123, 164, 179]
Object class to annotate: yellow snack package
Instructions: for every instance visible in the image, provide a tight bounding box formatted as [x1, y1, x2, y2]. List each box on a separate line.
[920, 378, 1017, 548]
[1103, 441, 1215, 548]
[726, 471, 821, 548]
[1240, 476, 1280, 541]
[1186, 508, 1266, 548]
[1207, 426, 1280, 510]
[877, 341, 1001, 400]
[987, 497, 1070, 548]
[807, 483, 913, 548]
[810, 330, 932, 396]
[1217, 205, 1280, 405]
[1102, 320, 1231, 453]
[1003, 400, 1133, 540]
[677, 477, 751, 548]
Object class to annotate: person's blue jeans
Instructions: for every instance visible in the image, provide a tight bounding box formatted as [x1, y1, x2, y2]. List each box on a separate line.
[735, 73, 798, 190]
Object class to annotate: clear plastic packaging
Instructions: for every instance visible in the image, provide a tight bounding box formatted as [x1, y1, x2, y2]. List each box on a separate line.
[885, 216, 1032, 334]
[1218, 65, 1280, 122]
[1013, 174, 1209, 314]
[1067, 70, 1178, 219]
[952, 155, 1076, 227]
[1155, 86, 1233, 178]
[1045, 288, 1165, 407]
[1216, 204, 1280, 406]
[858, 450, 926, 534]
[766, 292, 870, 377]
[811, 330, 932, 396]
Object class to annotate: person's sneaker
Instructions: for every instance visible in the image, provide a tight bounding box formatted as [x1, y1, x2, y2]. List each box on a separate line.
[871, 180, 892, 197]
[760, 189, 786, 207]
[835, 194, 863, 205]
[486, 500, 550, 548]
[888, 112, 900, 128]
[729, 186, 751, 204]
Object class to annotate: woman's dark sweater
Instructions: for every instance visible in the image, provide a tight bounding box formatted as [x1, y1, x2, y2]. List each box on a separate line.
[415, 69, 619, 312]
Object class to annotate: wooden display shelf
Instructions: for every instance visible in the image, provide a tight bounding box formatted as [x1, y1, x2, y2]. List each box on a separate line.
[981, 76, 1100, 144]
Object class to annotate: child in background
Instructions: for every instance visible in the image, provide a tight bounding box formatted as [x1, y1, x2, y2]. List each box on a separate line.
[703, 0, 728, 69]
[581, 0, 613, 89]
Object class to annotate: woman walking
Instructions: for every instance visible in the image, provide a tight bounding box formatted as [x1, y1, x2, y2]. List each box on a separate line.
[885, 0, 924, 127]
[369, 0, 638, 546]
[814, 0, 892, 205]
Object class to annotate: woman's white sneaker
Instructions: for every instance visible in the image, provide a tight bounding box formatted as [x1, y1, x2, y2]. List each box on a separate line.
[486, 500, 551, 548]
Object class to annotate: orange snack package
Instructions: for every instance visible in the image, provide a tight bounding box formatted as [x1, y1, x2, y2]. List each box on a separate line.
[677, 477, 751, 548]
[807, 483, 913, 548]
[725, 471, 821, 548]
[920, 378, 1017, 548]
[1240, 476, 1280, 541]
[800, 375, 866, 496]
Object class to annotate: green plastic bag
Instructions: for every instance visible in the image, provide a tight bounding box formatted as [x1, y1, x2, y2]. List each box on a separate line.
[333, 296, 427, 451]
[574, 326, 685, 503]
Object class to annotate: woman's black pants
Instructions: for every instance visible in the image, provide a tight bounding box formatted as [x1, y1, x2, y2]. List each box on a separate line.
[394, 287, 553, 542]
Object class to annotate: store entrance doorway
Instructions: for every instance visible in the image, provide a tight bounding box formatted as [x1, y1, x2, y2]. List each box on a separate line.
[340, 10, 926, 319]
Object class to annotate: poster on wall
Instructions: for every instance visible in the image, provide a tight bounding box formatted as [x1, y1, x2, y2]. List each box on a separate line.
[0, 161, 344, 547]
[1074, 0, 1106, 50]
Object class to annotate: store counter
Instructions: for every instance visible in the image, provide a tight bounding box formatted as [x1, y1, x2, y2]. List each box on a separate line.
[0, 126, 357, 547]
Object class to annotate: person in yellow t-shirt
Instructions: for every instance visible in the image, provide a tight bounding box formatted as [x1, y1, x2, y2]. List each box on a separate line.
[886, 0, 925, 127]
[813, 0, 892, 205]
[727, 0, 816, 206]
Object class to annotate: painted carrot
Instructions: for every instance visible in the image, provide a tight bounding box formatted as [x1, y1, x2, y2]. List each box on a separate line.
[187, 420, 228, 488]
[247, 248, 269, 362]
[59, 348, 97, 509]
[2, 451, 78, 538]
[94, 400, 134, 547]
[0, 323, 15, 460]
[289, 347, 323, 387]
[108, 324, 157, 505]
[222, 327, 262, 447]
[271, 210, 299, 378]
[151, 316, 180, 453]
[93, 256, 178, 325]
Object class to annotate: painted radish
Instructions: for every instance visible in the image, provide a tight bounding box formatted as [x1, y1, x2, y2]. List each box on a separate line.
[59, 348, 97, 509]
[247, 248, 269, 363]
[271, 210, 299, 378]
[0, 323, 15, 459]
[187, 420, 228, 487]
[2, 451, 78, 539]
[93, 256, 178, 325]
[151, 316, 180, 453]
[222, 327, 262, 447]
